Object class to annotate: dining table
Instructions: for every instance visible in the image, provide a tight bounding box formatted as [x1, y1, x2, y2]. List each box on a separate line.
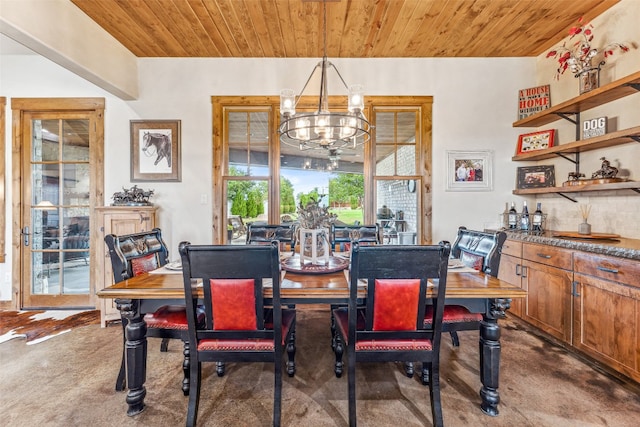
[97, 257, 526, 418]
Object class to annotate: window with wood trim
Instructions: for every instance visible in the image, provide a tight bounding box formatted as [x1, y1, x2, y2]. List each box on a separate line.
[212, 96, 432, 244]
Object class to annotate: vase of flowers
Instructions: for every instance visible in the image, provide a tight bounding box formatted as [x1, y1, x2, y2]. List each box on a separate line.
[546, 17, 629, 94]
[296, 197, 337, 264]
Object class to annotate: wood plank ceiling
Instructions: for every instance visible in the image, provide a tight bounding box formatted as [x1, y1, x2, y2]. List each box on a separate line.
[70, 0, 620, 58]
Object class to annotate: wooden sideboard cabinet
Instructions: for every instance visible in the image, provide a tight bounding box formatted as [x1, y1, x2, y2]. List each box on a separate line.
[500, 238, 640, 384]
[499, 240, 573, 343]
[94, 206, 158, 327]
[520, 243, 573, 343]
[573, 252, 640, 383]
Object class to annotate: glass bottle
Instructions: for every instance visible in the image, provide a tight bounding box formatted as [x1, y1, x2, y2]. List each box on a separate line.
[508, 202, 518, 229]
[532, 202, 544, 233]
[520, 201, 530, 232]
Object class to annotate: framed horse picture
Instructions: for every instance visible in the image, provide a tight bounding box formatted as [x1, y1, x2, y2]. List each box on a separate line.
[130, 120, 181, 182]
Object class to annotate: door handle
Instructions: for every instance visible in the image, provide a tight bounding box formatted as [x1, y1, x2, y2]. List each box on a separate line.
[596, 266, 619, 274]
[21, 226, 30, 246]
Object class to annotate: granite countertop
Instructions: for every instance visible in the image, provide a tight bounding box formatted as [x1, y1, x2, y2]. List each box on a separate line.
[504, 230, 640, 261]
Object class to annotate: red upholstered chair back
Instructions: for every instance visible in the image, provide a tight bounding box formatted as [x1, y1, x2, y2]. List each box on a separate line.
[372, 279, 421, 331]
[210, 279, 257, 330]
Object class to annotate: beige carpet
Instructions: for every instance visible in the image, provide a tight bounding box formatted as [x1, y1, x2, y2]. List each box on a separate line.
[1, 308, 639, 426]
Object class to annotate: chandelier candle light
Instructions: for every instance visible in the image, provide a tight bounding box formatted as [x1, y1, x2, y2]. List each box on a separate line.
[279, 0, 371, 152]
[546, 17, 629, 94]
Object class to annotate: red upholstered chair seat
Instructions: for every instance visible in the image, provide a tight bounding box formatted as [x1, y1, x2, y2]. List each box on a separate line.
[334, 290, 431, 351]
[424, 305, 483, 325]
[144, 305, 205, 330]
[198, 339, 275, 351]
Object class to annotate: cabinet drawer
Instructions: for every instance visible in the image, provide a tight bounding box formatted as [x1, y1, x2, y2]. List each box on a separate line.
[574, 252, 640, 288]
[502, 239, 522, 257]
[522, 243, 572, 270]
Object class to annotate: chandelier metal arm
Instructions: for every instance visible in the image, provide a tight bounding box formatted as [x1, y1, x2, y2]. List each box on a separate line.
[278, 0, 370, 152]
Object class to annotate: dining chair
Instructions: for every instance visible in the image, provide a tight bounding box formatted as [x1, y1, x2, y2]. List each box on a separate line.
[403, 227, 507, 381]
[439, 226, 507, 344]
[179, 241, 296, 427]
[329, 223, 380, 253]
[246, 223, 297, 255]
[105, 228, 203, 395]
[332, 242, 451, 427]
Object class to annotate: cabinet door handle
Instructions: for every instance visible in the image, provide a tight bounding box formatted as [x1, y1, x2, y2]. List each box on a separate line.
[596, 266, 619, 274]
[572, 281, 581, 297]
[521, 265, 528, 278]
[515, 264, 521, 276]
[536, 253, 551, 259]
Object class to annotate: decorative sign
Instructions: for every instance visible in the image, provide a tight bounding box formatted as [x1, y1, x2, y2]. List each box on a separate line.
[582, 116, 607, 139]
[518, 85, 551, 120]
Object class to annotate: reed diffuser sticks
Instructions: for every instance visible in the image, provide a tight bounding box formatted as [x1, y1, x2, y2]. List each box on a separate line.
[579, 204, 591, 221]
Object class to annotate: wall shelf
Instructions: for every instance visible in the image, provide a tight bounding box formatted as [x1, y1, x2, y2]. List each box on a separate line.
[512, 126, 640, 162]
[513, 181, 640, 202]
[511, 71, 640, 201]
[513, 71, 640, 128]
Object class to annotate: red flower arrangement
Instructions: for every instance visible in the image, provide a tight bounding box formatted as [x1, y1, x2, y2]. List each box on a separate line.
[546, 17, 629, 80]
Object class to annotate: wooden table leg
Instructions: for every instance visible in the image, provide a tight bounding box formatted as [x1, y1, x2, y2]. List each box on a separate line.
[116, 298, 148, 416]
[479, 298, 511, 417]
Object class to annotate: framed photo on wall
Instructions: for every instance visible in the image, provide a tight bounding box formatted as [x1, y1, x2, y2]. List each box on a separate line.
[516, 129, 555, 155]
[130, 120, 181, 182]
[517, 165, 556, 189]
[446, 150, 493, 191]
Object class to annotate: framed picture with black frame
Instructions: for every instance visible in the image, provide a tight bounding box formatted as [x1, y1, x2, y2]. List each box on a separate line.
[517, 165, 556, 189]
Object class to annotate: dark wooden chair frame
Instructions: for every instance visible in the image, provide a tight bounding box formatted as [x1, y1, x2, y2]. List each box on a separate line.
[246, 223, 297, 255]
[333, 242, 451, 427]
[445, 226, 507, 345]
[179, 241, 296, 427]
[329, 223, 380, 252]
[105, 228, 194, 395]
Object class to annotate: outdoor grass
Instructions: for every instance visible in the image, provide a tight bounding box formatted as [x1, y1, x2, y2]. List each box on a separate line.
[330, 208, 363, 225]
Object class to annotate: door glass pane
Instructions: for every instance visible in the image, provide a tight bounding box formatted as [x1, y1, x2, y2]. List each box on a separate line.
[63, 164, 90, 205]
[62, 206, 90, 295]
[376, 179, 417, 245]
[33, 119, 60, 162]
[226, 179, 269, 244]
[32, 163, 60, 205]
[62, 119, 90, 161]
[227, 110, 270, 176]
[374, 110, 417, 176]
